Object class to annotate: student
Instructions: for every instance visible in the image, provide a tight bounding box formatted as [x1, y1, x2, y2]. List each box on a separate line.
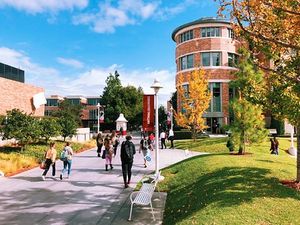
[103, 137, 114, 171]
[96, 133, 103, 157]
[139, 136, 151, 168]
[42, 142, 57, 180]
[60, 142, 74, 180]
[168, 129, 175, 148]
[273, 137, 279, 155]
[160, 130, 166, 149]
[120, 135, 136, 188]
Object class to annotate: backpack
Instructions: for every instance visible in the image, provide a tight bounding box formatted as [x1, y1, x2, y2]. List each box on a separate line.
[60, 149, 68, 161]
[123, 141, 134, 162]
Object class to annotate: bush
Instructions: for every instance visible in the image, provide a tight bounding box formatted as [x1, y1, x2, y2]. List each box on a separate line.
[174, 130, 192, 140]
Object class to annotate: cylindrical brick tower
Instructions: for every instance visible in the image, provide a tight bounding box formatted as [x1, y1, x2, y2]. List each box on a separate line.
[172, 17, 241, 133]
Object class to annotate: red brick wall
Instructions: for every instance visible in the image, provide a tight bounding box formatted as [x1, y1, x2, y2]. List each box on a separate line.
[0, 77, 45, 116]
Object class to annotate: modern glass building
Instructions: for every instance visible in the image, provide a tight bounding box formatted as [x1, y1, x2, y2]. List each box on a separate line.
[0, 62, 25, 83]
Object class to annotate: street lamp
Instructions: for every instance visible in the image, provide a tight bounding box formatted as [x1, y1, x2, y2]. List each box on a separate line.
[97, 103, 101, 134]
[151, 78, 163, 178]
[170, 105, 174, 130]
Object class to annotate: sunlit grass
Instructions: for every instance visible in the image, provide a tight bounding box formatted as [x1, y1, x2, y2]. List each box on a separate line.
[161, 137, 299, 225]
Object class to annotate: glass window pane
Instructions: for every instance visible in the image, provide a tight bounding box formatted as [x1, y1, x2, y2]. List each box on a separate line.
[201, 53, 210, 66]
[187, 54, 194, 68]
[201, 28, 206, 37]
[212, 52, 221, 66]
[212, 83, 221, 112]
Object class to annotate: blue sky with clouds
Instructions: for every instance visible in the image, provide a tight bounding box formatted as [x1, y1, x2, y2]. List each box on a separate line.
[0, 0, 220, 104]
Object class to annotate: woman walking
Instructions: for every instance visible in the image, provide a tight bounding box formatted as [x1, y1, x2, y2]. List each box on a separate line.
[103, 137, 114, 171]
[60, 142, 74, 180]
[96, 133, 103, 157]
[42, 142, 57, 180]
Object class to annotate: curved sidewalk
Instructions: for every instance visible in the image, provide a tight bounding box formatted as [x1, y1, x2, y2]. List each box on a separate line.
[0, 136, 203, 225]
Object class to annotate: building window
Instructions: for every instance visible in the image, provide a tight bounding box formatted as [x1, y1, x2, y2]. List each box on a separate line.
[179, 30, 194, 43]
[201, 27, 221, 37]
[89, 109, 97, 120]
[180, 54, 194, 70]
[68, 99, 80, 105]
[46, 99, 59, 106]
[228, 28, 234, 39]
[228, 53, 239, 67]
[201, 52, 221, 67]
[182, 84, 189, 98]
[87, 98, 100, 105]
[207, 83, 222, 112]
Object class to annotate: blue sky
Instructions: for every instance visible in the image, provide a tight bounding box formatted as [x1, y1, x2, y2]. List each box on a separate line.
[0, 0, 220, 104]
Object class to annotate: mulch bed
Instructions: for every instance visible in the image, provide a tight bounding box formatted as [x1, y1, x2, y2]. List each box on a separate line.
[281, 180, 300, 191]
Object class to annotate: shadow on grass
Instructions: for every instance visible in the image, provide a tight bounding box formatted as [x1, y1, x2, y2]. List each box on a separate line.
[163, 166, 300, 225]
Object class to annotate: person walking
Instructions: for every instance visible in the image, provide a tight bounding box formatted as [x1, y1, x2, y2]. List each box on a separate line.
[139, 136, 151, 168]
[270, 138, 275, 154]
[120, 135, 136, 188]
[103, 137, 114, 171]
[111, 130, 119, 156]
[168, 129, 175, 148]
[96, 133, 103, 157]
[42, 142, 57, 180]
[273, 137, 279, 155]
[60, 142, 73, 180]
[160, 130, 167, 149]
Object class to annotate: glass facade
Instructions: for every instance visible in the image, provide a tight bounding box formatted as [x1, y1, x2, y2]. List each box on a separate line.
[89, 109, 97, 120]
[180, 54, 194, 70]
[87, 98, 100, 105]
[0, 62, 25, 82]
[46, 99, 59, 106]
[228, 28, 234, 38]
[68, 99, 81, 105]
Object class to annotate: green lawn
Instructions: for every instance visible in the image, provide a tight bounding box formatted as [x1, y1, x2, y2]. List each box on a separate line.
[161, 138, 299, 225]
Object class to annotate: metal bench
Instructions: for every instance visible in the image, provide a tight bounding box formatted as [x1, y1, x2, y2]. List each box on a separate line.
[128, 172, 161, 221]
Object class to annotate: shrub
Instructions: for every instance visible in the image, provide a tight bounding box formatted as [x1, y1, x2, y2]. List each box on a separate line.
[174, 130, 192, 140]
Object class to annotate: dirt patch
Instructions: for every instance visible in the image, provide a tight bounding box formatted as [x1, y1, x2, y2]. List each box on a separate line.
[281, 180, 300, 191]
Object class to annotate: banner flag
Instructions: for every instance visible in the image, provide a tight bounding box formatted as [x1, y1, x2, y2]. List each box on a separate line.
[143, 95, 154, 132]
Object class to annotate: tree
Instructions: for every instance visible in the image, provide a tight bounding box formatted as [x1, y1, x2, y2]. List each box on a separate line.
[53, 99, 83, 126]
[101, 71, 143, 129]
[39, 117, 61, 143]
[175, 69, 211, 140]
[170, 91, 178, 113]
[0, 109, 41, 150]
[218, 0, 300, 180]
[57, 112, 77, 141]
[158, 105, 167, 131]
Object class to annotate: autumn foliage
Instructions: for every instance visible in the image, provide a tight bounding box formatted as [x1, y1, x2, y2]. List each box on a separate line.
[175, 69, 211, 140]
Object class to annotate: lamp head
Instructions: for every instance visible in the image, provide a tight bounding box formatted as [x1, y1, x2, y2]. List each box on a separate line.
[150, 78, 163, 94]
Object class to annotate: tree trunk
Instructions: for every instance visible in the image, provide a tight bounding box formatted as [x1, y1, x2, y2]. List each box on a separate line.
[297, 126, 300, 182]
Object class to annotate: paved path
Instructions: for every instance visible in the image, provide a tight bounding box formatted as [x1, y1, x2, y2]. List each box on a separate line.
[0, 136, 203, 225]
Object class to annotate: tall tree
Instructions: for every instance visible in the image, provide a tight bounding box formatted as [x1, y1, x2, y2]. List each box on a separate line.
[39, 117, 61, 143]
[175, 69, 211, 140]
[218, 0, 300, 180]
[101, 71, 143, 129]
[53, 99, 83, 126]
[170, 91, 178, 113]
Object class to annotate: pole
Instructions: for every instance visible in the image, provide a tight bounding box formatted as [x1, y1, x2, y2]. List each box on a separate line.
[155, 93, 159, 176]
[170, 106, 173, 130]
[97, 104, 100, 134]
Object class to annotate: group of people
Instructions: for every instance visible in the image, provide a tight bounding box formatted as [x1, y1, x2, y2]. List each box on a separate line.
[141, 128, 175, 150]
[42, 142, 73, 181]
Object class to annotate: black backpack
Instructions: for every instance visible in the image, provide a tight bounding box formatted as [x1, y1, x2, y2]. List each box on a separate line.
[122, 141, 134, 162]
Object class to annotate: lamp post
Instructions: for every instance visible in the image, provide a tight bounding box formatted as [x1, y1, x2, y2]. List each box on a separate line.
[151, 78, 163, 178]
[97, 103, 101, 134]
[170, 105, 174, 130]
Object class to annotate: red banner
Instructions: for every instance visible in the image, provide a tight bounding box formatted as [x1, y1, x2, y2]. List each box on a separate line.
[143, 95, 154, 132]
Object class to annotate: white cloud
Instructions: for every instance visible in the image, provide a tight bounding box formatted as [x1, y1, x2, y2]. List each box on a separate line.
[0, 0, 88, 14]
[57, 57, 84, 69]
[73, 0, 159, 33]
[0, 47, 175, 105]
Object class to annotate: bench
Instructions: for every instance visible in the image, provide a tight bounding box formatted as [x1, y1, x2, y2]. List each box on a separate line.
[268, 129, 277, 135]
[128, 172, 161, 221]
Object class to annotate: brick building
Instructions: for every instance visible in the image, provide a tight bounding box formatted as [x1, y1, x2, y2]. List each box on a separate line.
[0, 62, 45, 116]
[45, 95, 101, 132]
[172, 17, 241, 132]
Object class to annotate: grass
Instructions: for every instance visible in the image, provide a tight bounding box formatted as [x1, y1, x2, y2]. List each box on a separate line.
[0, 139, 96, 176]
[161, 137, 299, 225]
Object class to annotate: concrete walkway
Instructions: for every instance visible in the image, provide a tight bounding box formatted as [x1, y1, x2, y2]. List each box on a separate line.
[0, 136, 203, 225]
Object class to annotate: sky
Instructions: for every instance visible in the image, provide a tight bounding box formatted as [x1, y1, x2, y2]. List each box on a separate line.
[0, 0, 220, 105]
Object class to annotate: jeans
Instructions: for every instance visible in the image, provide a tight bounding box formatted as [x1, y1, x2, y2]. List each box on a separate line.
[122, 161, 133, 184]
[161, 138, 166, 149]
[42, 159, 55, 176]
[62, 159, 72, 176]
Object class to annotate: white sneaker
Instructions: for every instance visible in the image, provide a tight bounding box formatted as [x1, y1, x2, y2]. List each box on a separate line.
[42, 175, 45, 181]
